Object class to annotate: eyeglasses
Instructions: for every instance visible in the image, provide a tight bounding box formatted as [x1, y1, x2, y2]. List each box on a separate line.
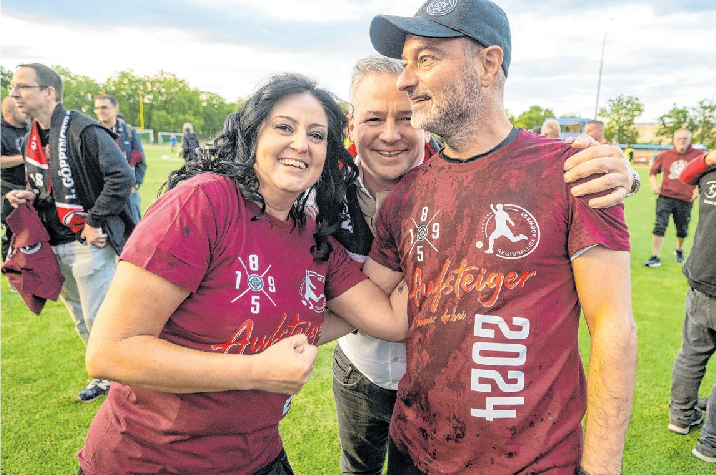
[7, 85, 47, 93]
[94, 106, 111, 111]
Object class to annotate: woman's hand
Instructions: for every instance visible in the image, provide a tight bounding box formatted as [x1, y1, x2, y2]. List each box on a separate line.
[251, 335, 318, 394]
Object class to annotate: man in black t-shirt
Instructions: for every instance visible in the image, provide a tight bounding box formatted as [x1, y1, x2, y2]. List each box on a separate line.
[1, 96, 30, 260]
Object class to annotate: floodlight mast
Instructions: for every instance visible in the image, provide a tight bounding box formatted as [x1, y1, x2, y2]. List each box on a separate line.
[594, 32, 608, 120]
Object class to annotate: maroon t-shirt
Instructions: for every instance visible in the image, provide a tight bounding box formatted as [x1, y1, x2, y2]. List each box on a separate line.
[650, 146, 702, 201]
[370, 130, 630, 474]
[78, 174, 366, 475]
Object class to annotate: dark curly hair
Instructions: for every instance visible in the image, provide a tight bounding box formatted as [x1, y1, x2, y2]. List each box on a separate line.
[163, 73, 357, 261]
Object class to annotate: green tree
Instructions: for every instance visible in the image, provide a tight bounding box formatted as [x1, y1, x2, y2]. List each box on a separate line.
[102, 69, 147, 129]
[656, 105, 691, 142]
[52, 66, 101, 115]
[1, 65, 12, 101]
[691, 100, 716, 149]
[598, 95, 644, 144]
[200, 92, 237, 138]
[513, 105, 555, 130]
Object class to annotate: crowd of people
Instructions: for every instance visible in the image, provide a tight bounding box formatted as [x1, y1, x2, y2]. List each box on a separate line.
[1, 0, 714, 473]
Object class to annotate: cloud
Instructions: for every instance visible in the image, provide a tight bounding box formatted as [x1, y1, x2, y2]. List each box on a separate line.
[2, 0, 714, 122]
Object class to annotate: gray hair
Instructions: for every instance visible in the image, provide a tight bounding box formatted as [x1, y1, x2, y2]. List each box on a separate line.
[183, 122, 194, 134]
[348, 54, 404, 107]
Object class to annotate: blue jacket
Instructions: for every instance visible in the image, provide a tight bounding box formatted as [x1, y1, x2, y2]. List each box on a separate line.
[115, 119, 146, 187]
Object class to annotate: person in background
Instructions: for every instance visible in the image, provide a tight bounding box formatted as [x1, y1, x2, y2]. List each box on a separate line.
[585, 119, 610, 144]
[332, 53, 636, 474]
[625, 142, 636, 163]
[6, 63, 135, 403]
[169, 133, 177, 153]
[541, 118, 560, 139]
[181, 122, 200, 161]
[364, 0, 637, 473]
[94, 94, 146, 222]
[668, 149, 716, 464]
[1, 96, 30, 261]
[645, 128, 702, 267]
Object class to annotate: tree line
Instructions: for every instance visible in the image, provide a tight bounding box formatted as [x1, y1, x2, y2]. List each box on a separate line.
[510, 96, 715, 148]
[3, 65, 713, 149]
[1, 65, 242, 140]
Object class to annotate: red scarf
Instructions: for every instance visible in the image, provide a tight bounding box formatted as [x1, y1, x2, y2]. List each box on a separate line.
[25, 116, 87, 233]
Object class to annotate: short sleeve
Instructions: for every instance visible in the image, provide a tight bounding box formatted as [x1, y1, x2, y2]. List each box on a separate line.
[324, 237, 368, 300]
[120, 177, 227, 292]
[650, 154, 662, 175]
[567, 185, 630, 258]
[368, 182, 406, 272]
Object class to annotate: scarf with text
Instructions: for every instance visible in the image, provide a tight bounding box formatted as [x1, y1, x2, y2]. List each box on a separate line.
[25, 112, 87, 232]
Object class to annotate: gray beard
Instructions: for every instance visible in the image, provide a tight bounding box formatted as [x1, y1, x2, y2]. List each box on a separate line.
[410, 71, 484, 150]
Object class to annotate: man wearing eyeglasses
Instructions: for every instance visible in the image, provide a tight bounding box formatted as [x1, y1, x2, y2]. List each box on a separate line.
[94, 95, 146, 222]
[6, 63, 135, 404]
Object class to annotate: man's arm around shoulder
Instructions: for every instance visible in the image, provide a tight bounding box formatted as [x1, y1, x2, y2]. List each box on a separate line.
[573, 245, 637, 475]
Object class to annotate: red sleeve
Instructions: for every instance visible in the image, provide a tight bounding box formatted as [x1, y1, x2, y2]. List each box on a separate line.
[120, 176, 229, 292]
[325, 237, 368, 300]
[368, 180, 409, 272]
[649, 153, 663, 175]
[679, 154, 710, 185]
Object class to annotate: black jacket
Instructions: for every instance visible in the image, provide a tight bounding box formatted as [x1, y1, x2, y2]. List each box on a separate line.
[182, 133, 200, 160]
[27, 104, 136, 253]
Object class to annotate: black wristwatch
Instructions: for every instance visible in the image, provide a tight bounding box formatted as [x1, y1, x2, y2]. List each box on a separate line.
[626, 168, 640, 197]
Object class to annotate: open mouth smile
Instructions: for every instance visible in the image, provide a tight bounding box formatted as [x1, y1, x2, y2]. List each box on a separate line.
[375, 150, 407, 157]
[279, 158, 308, 170]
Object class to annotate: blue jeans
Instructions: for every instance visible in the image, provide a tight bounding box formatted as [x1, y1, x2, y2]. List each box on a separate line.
[53, 241, 117, 345]
[670, 288, 716, 453]
[129, 191, 142, 223]
[332, 344, 397, 475]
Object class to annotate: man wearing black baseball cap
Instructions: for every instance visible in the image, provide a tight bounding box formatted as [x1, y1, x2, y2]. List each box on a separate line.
[362, 1, 637, 474]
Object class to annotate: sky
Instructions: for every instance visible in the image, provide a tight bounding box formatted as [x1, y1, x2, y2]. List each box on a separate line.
[2, 0, 715, 123]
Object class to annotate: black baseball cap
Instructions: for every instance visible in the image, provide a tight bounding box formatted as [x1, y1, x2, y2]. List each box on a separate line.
[369, 0, 511, 77]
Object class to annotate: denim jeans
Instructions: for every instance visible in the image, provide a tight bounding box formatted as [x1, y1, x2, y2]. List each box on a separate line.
[670, 288, 716, 452]
[53, 241, 117, 345]
[386, 437, 426, 475]
[129, 191, 142, 223]
[332, 344, 397, 474]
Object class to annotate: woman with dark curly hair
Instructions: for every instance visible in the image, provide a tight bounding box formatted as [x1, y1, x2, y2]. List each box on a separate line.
[77, 73, 406, 475]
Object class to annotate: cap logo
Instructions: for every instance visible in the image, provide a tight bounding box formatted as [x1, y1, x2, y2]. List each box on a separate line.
[425, 0, 457, 16]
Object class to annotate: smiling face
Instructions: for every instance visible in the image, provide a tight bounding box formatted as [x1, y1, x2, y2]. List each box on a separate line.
[254, 92, 328, 217]
[349, 72, 429, 195]
[397, 35, 483, 141]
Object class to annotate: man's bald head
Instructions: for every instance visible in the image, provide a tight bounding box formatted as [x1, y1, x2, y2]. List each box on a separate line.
[2, 96, 29, 127]
[541, 119, 560, 139]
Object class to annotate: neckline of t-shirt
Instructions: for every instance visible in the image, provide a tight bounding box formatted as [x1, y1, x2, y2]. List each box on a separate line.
[439, 126, 520, 164]
[244, 199, 296, 233]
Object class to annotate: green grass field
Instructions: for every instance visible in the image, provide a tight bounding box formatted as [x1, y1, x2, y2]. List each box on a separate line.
[1, 152, 714, 474]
